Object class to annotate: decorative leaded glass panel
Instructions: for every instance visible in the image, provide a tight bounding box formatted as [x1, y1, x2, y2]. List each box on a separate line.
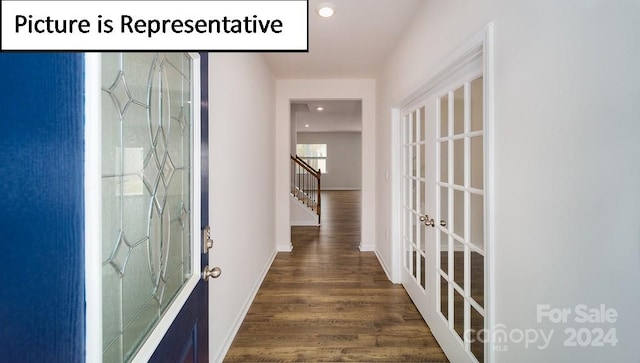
[101, 53, 193, 362]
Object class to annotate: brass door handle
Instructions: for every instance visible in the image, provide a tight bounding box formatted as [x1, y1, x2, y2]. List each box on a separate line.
[202, 266, 222, 281]
[419, 214, 435, 227]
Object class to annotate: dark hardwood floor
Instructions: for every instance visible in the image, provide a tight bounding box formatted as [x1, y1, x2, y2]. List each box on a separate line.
[224, 191, 449, 362]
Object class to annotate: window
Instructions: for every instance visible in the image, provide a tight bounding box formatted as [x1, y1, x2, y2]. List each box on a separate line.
[296, 143, 327, 173]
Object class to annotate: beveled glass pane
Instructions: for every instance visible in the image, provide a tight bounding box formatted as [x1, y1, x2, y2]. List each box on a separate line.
[453, 86, 465, 135]
[122, 53, 156, 105]
[122, 179, 151, 245]
[102, 92, 120, 176]
[162, 263, 184, 312]
[103, 335, 123, 363]
[102, 177, 121, 263]
[453, 190, 465, 238]
[439, 141, 448, 183]
[440, 95, 448, 138]
[471, 76, 483, 132]
[164, 53, 183, 75]
[440, 275, 449, 321]
[453, 240, 465, 289]
[471, 136, 484, 190]
[167, 170, 184, 224]
[471, 251, 484, 308]
[122, 245, 154, 327]
[123, 300, 158, 361]
[168, 218, 185, 285]
[101, 53, 122, 90]
[454, 138, 464, 186]
[470, 193, 484, 251]
[470, 305, 485, 363]
[102, 53, 193, 363]
[102, 267, 122, 348]
[454, 288, 465, 339]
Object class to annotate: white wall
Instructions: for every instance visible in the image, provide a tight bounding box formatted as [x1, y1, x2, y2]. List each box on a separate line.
[297, 132, 362, 190]
[208, 53, 277, 362]
[275, 79, 376, 252]
[376, 1, 640, 362]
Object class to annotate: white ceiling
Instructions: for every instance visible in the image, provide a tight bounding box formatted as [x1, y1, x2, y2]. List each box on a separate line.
[275, 1, 423, 133]
[263, 0, 424, 79]
[293, 100, 362, 132]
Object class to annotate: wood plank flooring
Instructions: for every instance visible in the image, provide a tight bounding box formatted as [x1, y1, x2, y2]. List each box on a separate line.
[224, 191, 449, 362]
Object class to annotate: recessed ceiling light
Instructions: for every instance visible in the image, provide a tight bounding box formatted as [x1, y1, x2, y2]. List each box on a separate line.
[316, 106, 324, 111]
[305, 124, 310, 128]
[317, 3, 335, 18]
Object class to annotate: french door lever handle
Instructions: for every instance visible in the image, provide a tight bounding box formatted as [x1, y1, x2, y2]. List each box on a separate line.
[419, 214, 435, 227]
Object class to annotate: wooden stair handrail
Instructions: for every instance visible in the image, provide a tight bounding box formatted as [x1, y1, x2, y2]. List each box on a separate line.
[291, 155, 321, 178]
[290, 154, 321, 224]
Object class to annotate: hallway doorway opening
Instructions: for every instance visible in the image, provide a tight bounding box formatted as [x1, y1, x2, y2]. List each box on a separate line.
[289, 100, 363, 234]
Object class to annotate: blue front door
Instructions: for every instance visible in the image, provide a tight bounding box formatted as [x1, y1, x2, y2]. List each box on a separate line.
[0, 54, 85, 361]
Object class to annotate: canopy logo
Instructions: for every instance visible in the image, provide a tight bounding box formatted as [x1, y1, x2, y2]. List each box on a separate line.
[466, 304, 619, 352]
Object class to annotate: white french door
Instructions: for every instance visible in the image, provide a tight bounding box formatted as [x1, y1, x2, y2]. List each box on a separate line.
[399, 30, 491, 362]
[400, 104, 435, 317]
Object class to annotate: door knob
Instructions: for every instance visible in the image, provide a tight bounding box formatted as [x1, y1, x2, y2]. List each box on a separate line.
[419, 214, 435, 227]
[202, 265, 222, 281]
[440, 220, 447, 227]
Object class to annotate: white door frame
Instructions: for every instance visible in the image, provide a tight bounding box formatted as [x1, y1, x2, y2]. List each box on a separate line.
[390, 23, 495, 363]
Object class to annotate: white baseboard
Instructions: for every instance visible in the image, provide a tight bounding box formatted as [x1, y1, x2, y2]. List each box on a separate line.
[213, 250, 277, 363]
[359, 242, 375, 252]
[291, 221, 320, 227]
[277, 243, 293, 252]
[374, 249, 399, 284]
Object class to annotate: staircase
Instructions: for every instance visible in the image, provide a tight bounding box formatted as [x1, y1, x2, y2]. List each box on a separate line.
[290, 155, 321, 224]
